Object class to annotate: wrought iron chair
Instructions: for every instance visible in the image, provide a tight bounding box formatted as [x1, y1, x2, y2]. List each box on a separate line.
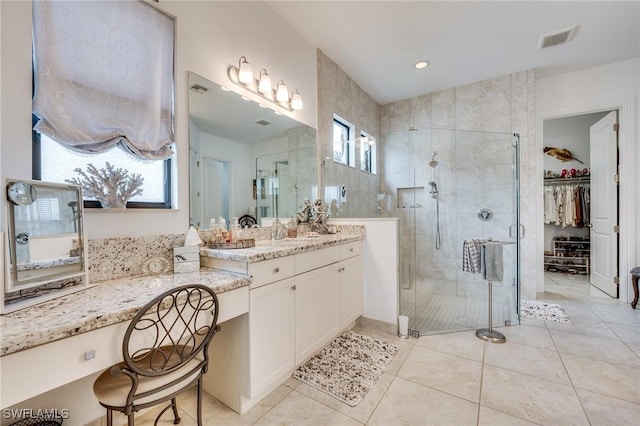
[93, 284, 220, 425]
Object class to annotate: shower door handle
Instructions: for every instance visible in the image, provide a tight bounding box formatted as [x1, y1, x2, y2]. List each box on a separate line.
[509, 224, 525, 239]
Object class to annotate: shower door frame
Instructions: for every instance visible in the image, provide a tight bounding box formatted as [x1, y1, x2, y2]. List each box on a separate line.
[397, 130, 521, 336]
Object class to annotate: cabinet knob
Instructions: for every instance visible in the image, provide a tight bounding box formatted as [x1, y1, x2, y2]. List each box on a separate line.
[349, 248, 354, 252]
[291, 285, 297, 291]
[273, 267, 280, 274]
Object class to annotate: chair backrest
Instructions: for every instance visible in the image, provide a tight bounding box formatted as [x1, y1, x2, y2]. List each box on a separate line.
[122, 284, 219, 377]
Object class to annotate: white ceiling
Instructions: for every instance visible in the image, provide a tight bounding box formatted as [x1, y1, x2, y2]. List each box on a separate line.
[266, 1, 640, 105]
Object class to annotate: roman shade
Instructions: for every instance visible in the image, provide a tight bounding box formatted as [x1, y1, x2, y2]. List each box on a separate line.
[32, 0, 175, 160]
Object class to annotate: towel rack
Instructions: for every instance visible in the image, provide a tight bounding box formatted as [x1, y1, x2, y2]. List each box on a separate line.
[475, 241, 514, 344]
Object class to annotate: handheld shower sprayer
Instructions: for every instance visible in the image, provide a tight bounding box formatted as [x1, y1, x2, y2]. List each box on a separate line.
[428, 151, 438, 168]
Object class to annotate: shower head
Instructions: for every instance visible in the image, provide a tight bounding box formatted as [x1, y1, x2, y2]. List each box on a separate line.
[428, 151, 438, 168]
[428, 181, 437, 189]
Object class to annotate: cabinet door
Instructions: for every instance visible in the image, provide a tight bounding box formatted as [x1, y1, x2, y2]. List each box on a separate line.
[339, 255, 363, 328]
[295, 264, 340, 364]
[249, 277, 295, 397]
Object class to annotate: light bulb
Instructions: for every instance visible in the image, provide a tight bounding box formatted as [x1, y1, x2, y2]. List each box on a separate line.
[258, 69, 272, 97]
[275, 80, 289, 103]
[291, 89, 303, 110]
[238, 56, 253, 84]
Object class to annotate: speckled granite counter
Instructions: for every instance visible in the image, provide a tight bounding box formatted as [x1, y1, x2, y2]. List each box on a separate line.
[200, 233, 364, 263]
[0, 269, 250, 357]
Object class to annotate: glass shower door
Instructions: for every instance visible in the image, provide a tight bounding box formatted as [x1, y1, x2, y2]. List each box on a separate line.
[398, 129, 520, 336]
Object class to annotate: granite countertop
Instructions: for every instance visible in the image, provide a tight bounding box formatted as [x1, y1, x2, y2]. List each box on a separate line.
[0, 269, 250, 357]
[200, 233, 364, 263]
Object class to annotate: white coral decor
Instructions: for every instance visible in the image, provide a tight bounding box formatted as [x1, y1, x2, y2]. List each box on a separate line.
[67, 162, 144, 208]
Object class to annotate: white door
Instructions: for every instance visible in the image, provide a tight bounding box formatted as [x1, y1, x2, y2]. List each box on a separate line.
[590, 111, 618, 297]
[201, 157, 229, 226]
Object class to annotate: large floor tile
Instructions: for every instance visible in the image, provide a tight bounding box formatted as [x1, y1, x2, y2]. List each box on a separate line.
[294, 372, 394, 424]
[484, 340, 570, 384]
[550, 328, 640, 367]
[501, 324, 555, 349]
[368, 377, 478, 426]
[135, 406, 197, 426]
[478, 406, 540, 426]
[253, 391, 362, 425]
[606, 321, 640, 346]
[481, 365, 589, 425]
[561, 353, 640, 404]
[398, 345, 482, 403]
[575, 388, 640, 426]
[416, 329, 485, 361]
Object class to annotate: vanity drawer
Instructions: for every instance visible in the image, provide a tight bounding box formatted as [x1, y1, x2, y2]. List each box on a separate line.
[249, 256, 295, 289]
[340, 241, 361, 259]
[295, 246, 340, 275]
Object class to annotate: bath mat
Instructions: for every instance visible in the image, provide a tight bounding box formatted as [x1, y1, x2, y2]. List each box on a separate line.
[293, 330, 399, 406]
[520, 300, 571, 324]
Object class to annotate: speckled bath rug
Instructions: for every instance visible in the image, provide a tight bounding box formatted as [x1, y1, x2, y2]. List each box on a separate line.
[520, 300, 571, 324]
[293, 330, 399, 406]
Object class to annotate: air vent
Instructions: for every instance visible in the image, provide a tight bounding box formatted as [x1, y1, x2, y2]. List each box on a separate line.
[190, 84, 209, 94]
[538, 25, 577, 49]
[255, 120, 272, 126]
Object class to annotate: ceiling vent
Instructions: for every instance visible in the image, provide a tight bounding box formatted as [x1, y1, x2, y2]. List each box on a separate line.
[255, 119, 272, 126]
[538, 25, 577, 50]
[189, 84, 209, 94]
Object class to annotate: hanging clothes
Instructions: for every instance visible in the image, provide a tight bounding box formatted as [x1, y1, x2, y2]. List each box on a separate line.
[543, 181, 590, 228]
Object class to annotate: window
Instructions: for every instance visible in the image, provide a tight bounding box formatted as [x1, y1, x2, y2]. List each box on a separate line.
[34, 135, 171, 208]
[333, 115, 355, 167]
[31, 1, 174, 208]
[360, 131, 377, 174]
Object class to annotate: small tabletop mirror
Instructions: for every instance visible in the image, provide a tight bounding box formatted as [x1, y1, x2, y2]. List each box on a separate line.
[4, 179, 88, 312]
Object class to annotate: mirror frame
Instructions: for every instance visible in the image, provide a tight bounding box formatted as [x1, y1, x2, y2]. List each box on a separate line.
[3, 179, 88, 312]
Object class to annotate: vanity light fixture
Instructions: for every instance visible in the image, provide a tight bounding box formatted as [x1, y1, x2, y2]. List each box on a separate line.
[238, 56, 253, 84]
[257, 69, 272, 96]
[228, 56, 303, 112]
[291, 89, 303, 110]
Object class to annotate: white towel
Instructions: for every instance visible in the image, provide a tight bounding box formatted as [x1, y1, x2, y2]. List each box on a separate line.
[482, 242, 503, 282]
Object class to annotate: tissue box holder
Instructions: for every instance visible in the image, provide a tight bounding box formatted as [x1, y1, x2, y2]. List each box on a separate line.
[173, 246, 200, 273]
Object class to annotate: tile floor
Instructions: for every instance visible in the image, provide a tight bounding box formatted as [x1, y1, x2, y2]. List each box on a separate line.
[129, 291, 639, 426]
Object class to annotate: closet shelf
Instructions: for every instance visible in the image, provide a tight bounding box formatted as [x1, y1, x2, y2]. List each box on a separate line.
[544, 240, 590, 275]
[544, 176, 590, 185]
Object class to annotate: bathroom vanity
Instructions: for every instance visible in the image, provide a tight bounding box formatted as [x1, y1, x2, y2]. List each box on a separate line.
[0, 231, 363, 419]
[199, 233, 363, 413]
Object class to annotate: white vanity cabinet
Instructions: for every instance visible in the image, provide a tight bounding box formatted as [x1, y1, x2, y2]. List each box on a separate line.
[294, 263, 340, 363]
[217, 239, 363, 413]
[249, 277, 296, 396]
[338, 242, 363, 329]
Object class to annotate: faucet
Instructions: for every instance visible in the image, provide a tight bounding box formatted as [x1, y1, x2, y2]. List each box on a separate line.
[272, 220, 286, 240]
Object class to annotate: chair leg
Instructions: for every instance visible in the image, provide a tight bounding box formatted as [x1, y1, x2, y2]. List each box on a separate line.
[631, 275, 639, 309]
[128, 413, 135, 426]
[106, 409, 113, 426]
[171, 397, 181, 424]
[197, 378, 203, 426]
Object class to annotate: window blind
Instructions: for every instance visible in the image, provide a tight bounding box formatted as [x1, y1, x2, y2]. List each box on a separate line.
[32, 0, 175, 161]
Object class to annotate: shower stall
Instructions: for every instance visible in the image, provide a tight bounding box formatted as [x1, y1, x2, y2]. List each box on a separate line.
[382, 128, 521, 336]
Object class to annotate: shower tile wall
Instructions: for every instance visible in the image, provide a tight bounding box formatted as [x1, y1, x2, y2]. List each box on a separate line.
[315, 47, 537, 300]
[381, 70, 537, 315]
[316, 49, 382, 217]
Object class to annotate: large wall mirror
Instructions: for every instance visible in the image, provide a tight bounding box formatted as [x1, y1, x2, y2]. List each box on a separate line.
[188, 72, 317, 228]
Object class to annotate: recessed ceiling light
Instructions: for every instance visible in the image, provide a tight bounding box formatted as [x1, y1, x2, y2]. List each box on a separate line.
[414, 60, 429, 70]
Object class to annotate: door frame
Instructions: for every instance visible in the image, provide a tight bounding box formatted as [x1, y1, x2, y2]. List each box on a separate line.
[536, 97, 636, 303]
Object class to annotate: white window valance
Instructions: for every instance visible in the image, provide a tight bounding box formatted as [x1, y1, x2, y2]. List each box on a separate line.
[32, 0, 175, 161]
